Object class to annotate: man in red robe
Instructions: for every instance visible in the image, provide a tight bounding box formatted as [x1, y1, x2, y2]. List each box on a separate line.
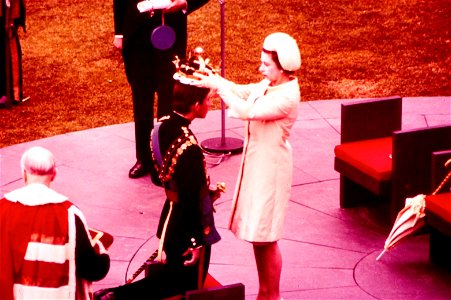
[0, 146, 110, 299]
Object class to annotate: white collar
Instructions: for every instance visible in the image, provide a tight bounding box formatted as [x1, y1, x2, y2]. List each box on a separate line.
[4, 183, 68, 206]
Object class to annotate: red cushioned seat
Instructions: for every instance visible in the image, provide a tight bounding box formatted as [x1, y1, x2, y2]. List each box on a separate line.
[334, 137, 393, 181]
[426, 192, 451, 224]
[426, 192, 451, 269]
[203, 273, 222, 288]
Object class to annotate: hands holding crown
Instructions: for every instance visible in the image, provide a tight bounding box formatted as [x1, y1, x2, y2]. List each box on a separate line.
[172, 47, 226, 90]
[190, 71, 225, 91]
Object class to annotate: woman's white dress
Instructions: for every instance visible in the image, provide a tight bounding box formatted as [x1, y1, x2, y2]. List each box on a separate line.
[217, 77, 300, 242]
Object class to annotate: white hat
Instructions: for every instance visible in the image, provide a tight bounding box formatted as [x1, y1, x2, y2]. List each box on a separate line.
[262, 32, 301, 71]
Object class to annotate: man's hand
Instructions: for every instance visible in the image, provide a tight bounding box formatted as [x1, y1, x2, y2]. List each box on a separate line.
[209, 182, 226, 212]
[182, 246, 202, 266]
[113, 36, 123, 50]
[164, 0, 188, 14]
[137, 0, 172, 12]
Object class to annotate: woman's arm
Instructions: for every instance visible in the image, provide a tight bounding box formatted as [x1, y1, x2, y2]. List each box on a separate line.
[220, 88, 298, 120]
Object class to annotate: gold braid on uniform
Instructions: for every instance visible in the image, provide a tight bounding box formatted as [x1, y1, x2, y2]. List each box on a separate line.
[153, 126, 199, 183]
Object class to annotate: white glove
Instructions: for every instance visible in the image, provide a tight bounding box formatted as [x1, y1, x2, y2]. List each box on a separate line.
[137, 0, 172, 12]
[192, 72, 225, 90]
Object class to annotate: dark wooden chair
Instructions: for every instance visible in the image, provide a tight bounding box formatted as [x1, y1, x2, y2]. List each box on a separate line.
[431, 150, 451, 194]
[334, 96, 402, 208]
[334, 96, 451, 226]
[425, 149, 451, 269]
[391, 125, 451, 221]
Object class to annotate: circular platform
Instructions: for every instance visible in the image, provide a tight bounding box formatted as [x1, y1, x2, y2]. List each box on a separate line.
[355, 235, 451, 299]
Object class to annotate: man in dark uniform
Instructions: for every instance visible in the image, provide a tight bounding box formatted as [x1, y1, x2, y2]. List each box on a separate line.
[94, 59, 221, 299]
[0, 0, 25, 107]
[113, 0, 209, 178]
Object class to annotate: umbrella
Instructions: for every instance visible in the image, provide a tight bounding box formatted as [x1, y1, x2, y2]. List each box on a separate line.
[376, 194, 426, 261]
[376, 158, 451, 261]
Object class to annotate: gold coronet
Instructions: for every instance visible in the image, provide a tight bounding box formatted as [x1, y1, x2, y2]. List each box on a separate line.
[173, 47, 219, 82]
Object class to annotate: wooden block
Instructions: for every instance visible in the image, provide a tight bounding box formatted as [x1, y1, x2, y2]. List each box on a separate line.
[185, 283, 245, 300]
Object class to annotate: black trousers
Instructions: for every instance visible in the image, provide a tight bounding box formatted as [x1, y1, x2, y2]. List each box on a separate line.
[0, 17, 23, 102]
[122, 37, 175, 166]
[114, 245, 211, 299]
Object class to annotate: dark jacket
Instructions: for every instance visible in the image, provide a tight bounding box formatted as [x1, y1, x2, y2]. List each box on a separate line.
[153, 112, 220, 265]
[113, 0, 209, 59]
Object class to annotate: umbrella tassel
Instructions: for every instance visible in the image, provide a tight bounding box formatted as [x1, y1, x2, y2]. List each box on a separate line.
[432, 165, 451, 195]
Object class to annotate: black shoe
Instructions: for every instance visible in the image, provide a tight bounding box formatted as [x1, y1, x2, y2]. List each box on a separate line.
[128, 161, 149, 179]
[0, 96, 8, 108]
[93, 289, 115, 300]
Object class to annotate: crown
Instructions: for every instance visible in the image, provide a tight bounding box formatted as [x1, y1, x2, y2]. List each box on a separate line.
[173, 47, 218, 85]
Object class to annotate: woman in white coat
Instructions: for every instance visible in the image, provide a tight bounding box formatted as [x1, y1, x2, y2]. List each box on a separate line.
[196, 32, 301, 300]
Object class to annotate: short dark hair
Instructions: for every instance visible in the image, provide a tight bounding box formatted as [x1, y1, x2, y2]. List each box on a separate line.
[172, 81, 211, 114]
[262, 48, 295, 75]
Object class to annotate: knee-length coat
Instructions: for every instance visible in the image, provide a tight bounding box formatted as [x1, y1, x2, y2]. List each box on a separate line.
[217, 78, 300, 242]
